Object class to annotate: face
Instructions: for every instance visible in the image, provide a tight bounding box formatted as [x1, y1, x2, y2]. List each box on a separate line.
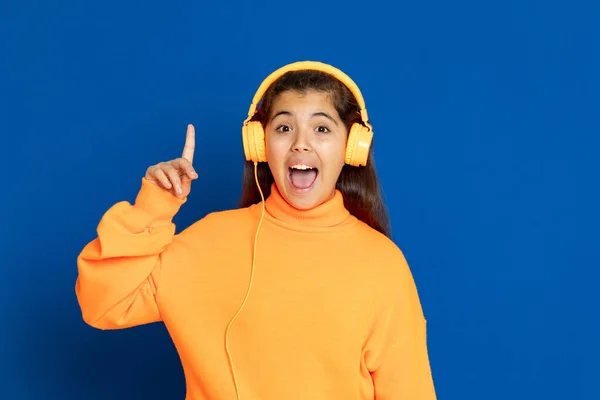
[265, 89, 348, 210]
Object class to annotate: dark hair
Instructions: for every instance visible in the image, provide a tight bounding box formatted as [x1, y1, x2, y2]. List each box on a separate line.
[239, 69, 391, 238]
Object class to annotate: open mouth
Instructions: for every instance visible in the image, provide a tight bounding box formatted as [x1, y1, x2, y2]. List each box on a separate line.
[288, 164, 318, 191]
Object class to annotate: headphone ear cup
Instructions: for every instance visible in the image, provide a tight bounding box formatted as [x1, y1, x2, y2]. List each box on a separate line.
[243, 121, 267, 163]
[345, 123, 373, 167]
[242, 123, 252, 161]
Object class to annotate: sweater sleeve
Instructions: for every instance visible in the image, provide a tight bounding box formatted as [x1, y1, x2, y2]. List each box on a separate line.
[75, 178, 186, 330]
[365, 255, 437, 399]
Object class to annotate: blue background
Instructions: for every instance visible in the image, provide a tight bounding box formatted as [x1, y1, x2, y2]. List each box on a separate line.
[1, 0, 599, 399]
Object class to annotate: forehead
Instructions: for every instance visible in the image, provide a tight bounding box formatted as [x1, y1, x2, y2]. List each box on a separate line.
[270, 89, 335, 111]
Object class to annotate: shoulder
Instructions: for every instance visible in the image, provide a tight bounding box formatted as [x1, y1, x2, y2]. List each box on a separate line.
[351, 222, 427, 321]
[198, 206, 255, 226]
[180, 205, 257, 238]
[352, 220, 407, 261]
[351, 220, 413, 282]
[165, 205, 258, 256]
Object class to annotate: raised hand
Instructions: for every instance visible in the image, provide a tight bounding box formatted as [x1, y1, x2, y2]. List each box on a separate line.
[144, 124, 198, 198]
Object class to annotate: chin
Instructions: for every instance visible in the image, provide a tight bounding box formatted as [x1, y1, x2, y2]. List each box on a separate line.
[277, 177, 332, 210]
[286, 194, 321, 210]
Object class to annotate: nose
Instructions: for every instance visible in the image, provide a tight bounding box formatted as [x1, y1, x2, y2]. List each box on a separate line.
[291, 129, 311, 153]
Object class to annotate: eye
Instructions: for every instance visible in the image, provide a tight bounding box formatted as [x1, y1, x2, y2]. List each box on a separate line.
[316, 126, 330, 133]
[275, 124, 291, 133]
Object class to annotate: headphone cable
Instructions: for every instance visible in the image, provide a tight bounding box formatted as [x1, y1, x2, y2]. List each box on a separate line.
[224, 161, 265, 400]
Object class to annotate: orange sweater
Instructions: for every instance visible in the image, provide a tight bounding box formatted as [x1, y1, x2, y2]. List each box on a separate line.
[75, 178, 436, 399]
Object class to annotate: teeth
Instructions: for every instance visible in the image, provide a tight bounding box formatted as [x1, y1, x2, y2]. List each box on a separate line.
[290, 164, 314, 170]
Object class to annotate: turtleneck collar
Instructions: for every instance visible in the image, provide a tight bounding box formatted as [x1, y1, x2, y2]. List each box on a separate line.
[257, 183, 353, 229]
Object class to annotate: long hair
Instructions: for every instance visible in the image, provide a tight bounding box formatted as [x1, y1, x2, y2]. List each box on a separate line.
[239, 69, 391, 238]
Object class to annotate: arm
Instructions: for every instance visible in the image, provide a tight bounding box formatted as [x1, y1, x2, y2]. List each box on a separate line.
[76, 124, 197, 330]
[75, 178, 185, 330]
[365, 256, 437, 399]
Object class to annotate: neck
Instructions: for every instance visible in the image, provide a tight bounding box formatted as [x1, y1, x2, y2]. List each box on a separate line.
[258, 183, 353, 229]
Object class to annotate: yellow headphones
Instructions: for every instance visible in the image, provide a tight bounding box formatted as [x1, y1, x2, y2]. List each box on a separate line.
[241, 61, 374, 167]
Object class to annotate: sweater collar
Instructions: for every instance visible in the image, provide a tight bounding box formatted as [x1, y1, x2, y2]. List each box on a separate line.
[263, 183, 351, 228]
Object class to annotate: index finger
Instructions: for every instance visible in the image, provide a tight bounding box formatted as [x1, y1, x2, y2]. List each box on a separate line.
[182, 124, 195, 163]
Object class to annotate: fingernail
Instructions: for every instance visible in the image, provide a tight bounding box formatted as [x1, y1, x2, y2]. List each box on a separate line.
[176, 186, 182, 194]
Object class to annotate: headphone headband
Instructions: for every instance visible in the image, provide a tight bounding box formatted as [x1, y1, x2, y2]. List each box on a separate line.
[244, 61, 371, 130]
[241, 60, 374, 167]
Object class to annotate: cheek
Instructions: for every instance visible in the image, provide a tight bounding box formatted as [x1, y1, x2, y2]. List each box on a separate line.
[265, 136, 285, 174]
[319, 144, 346, 179]
[265, 136, 277, 160]
[329, 138, 348, 164]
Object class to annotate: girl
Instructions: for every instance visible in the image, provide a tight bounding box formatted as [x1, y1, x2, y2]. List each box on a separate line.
[75, 61, 437, 399]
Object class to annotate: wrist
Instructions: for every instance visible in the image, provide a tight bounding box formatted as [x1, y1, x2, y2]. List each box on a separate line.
[134, 177, 186, 222]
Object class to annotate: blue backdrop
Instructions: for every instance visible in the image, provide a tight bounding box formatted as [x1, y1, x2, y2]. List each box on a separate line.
[1, 0, 598, 399]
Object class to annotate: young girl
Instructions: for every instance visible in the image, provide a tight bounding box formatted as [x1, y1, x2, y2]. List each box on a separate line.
[75, 61, 437, 399]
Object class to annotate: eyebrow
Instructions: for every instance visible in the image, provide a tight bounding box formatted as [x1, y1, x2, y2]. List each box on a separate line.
[270, 110, 338, 126]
